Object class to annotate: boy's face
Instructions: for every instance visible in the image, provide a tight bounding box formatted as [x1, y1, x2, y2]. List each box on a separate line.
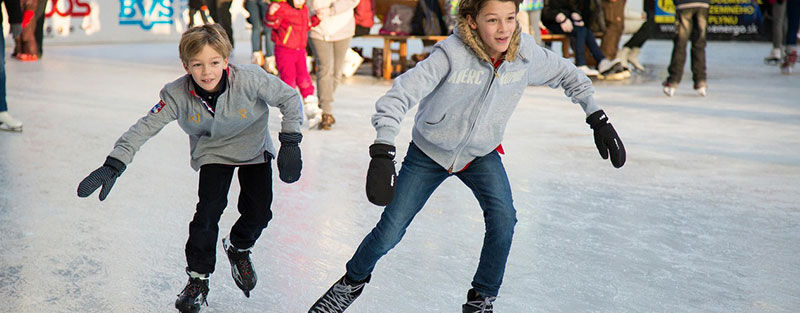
[294, 0, 305, 8]
[183, 44, 229, 93]
[467, 0, 517, 60]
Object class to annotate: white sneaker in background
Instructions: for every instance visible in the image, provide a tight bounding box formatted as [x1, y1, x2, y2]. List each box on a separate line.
[577, 65, 599, 77]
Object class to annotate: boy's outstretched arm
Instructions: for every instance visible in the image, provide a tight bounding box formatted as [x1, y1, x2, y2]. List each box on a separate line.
[527, 46, 625, 168]
[259, 74, 304, 183]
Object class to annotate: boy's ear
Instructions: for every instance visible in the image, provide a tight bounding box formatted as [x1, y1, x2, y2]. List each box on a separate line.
[467, 15, 478, 30]
[182, 62, 190, 73]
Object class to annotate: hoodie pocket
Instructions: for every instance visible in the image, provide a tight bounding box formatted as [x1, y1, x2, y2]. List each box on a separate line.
[416, 113, 460, 150]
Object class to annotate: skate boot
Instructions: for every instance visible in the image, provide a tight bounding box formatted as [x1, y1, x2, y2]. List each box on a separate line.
[628, 47, 645, 71]
[781, 48, 797, 75]
[264, 56, 279, 76]
[319, 113, 335, 130]
[251, 51, 265, 67]
[577, 65, 599, 77]
[303, 95, 323, 129]
[694, 81, 707, 97]
[222, 237, 257, 297]
[308, 274, 370, 313]
[0, 111, 23, 132]
[764, 47, 782, 65]
[662, 81, 677, 97]
[462, 289, 496, 313]
[597, 59, 626, 81]
[175, 270, 209, 313]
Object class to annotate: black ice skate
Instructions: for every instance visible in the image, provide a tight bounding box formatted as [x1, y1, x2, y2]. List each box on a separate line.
[462, 288, 496, 313]
[222, 237, 257, 297]
[175, 270, 209, 313]
[308, 274, 370, 313]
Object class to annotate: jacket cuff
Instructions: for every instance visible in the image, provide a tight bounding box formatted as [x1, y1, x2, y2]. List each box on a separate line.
[374, 126, 398, 146]
[281, 120, 302, 134]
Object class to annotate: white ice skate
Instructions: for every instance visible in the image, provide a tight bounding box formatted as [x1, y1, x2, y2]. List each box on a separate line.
[0, 112, 23, 132]
[304, 95, 323, 129]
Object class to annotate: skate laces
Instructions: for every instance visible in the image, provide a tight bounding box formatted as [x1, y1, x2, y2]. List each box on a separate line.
[465, 296, 496, 312]
[229, 249, 254, 277]
[315, 279, 365, 312]
[179, 278, 209, 305]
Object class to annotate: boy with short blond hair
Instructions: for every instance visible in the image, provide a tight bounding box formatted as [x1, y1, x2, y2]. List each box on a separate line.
[77, 24, 304, 313]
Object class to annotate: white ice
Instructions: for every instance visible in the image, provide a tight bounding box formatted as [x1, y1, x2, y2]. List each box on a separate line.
[1, 38, 799, 312]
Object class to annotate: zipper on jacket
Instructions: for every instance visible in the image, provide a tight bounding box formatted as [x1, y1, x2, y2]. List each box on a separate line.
[446, 62, 498, 173]
[283, 26, 293, 45]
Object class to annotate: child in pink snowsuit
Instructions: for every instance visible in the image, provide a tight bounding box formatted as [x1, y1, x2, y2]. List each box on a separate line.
[265, 0, 320, 101]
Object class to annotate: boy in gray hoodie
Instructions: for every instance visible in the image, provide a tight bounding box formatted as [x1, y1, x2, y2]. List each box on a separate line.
[308, 0, 625, 311]
[76, 24, 304, 313]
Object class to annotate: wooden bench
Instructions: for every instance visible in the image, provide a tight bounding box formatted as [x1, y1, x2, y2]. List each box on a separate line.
[361, 34, 448, 80]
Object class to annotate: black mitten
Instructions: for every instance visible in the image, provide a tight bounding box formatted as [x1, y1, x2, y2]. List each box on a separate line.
[77, 156, 127, 201]
[277, 132, 302, 183]
[586, 110, 626, 168]
[365, 144, 397, 206]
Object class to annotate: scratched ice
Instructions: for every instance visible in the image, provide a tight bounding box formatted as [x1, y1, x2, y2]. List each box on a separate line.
[1, 39, 799, 312]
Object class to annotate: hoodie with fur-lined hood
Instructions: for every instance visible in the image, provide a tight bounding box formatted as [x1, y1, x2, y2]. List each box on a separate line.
[371, 15, 602, 173]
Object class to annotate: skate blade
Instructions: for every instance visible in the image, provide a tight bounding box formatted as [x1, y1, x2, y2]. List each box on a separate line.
[0, 125, 22, 132]
[243, 290, 250, 298]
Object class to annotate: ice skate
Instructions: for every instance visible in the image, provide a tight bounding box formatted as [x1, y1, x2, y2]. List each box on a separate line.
[628, 47, 645, 71]
[308, 274, 370, 313]
[694, 81, 707, 97]
[0, 112, 23, 132]
[222, 237, 256, 297]
[303, 95, 323, 129]
[781, 49, 797, 75]
[462, 289, 496, 313]
[764, 47, 782, 65]
[663, 81, 677, 97]
[577, 65, 599, 77]
[598, 59, 627, 81]
[251, 51, 265, 67]
[264, 56, 278, 76]
[319, 113, 335, 130]
[175, 270, 209, 313]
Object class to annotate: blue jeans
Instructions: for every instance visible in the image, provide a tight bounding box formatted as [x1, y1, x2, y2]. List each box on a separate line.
[571, 26, 605, 67]
[346, 143, 517, 297]
[245, 0, 274, 56]
[1, 23, 7, 112]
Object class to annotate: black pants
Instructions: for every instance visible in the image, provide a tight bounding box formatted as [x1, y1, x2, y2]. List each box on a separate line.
[185, 162, 273, 274]
[667, 7, 708, 85]
[207, 0, 234, 48]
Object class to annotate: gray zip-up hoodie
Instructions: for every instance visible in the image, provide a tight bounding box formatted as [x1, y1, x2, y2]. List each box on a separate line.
[372, 17, 602, 173]
[108, 63, 303, 171]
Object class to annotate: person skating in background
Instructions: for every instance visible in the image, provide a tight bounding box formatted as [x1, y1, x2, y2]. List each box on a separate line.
[76, 24, 304, 313]
[780, 0, 799, 74]
[764, 0, 787, 65]
[266, 0, 323, 128]
[13, 0, 38, 61]
[518, 0, 544, 46]
[207, 0, 235, 48]
[308, 0, 359, 130]
[0, 0, 24, 132]
[662, 0, 709, 96]
[618, 0, 655, 71]
[187, 0, 211, 28]
[542, 0, 627, 79]
[307, 0, 625, 311]
[245, 0, 278, 74]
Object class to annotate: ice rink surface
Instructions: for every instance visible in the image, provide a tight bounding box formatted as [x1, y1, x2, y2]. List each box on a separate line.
[1, 38, 799, 312]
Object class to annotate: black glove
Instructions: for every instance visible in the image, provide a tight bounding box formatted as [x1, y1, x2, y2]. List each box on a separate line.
[586, 110, 626, 168]
[77, 156, 127, 201]
[366, 144, 397, 206]
[277, 132, 302, 183]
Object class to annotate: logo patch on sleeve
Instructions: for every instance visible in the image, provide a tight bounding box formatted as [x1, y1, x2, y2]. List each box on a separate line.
[151, 100, 166, 114]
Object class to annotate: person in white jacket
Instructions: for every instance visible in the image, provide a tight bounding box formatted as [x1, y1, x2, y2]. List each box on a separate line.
[308, 0, 359, 130]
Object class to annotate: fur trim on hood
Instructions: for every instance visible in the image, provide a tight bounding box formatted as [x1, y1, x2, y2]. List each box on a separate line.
[455, 15, 522, 64]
